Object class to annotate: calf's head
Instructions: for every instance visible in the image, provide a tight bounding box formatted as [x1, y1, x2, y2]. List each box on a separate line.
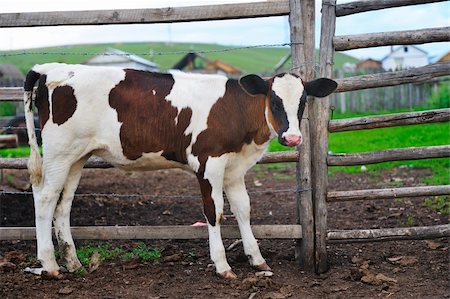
[239, 73, 337, 147]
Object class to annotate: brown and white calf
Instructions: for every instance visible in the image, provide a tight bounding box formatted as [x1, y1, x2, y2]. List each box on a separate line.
[24, 63, 337, 279]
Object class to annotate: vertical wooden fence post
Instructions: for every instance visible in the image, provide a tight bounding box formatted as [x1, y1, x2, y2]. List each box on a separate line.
[310, 0, 336, 274]
[289, 0, 315, 272]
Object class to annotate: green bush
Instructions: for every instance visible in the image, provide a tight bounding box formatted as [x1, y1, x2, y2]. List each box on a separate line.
[428, 83, 450, 109]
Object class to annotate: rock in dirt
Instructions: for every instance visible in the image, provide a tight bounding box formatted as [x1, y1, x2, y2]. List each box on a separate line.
[255, 271, 274, 277]
[88, 251, 101, 273]
[425, 240, 442, 250]
[375, 273, 397, 284]
[58, 286, 74, 295]
[4, 251, 26, 264]
[0, 261, 17, 272]
[241, 275, 275, 290]
[387, 256, 418, 266]
[263, 291, 289, 299]
[163, 253, 182, 262]
[361, 271, 397, 286]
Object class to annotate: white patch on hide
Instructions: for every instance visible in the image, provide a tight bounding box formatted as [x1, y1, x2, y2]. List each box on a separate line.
[166, 71, 228, 149]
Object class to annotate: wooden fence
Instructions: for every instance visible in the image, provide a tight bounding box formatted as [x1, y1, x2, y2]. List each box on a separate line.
[0, 0, 449, 275]
[314, 0, 450, 273]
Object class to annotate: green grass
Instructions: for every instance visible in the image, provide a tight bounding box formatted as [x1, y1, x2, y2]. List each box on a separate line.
[75, 242, 161, 268]
[0, 146, 31, 158]
[0, 42, 358, 75]
[328, 122, 449, 185]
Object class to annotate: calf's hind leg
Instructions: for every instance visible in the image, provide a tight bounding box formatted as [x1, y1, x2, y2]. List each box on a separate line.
[53, 156, 90, 272]
[30, 163, 71, 277]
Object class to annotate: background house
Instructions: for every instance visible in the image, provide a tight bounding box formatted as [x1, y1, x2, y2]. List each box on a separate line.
[171, 52, 241, 77]
[356, 59, 383, 73]
[84, 48, 159, 71]
[381, 45, 429, 70]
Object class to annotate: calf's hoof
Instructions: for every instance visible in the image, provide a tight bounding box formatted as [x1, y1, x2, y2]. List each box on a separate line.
[217, 270, 238, 280]
[254, 262, 272, 271]
[24, 267, 65, 280]
[42, 270, 65, 280]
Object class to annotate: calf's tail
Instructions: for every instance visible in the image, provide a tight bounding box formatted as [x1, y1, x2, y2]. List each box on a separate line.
[23, 69, 43, 186]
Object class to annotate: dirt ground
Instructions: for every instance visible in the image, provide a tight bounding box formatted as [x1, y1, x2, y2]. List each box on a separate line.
[0, 164, 448, 298]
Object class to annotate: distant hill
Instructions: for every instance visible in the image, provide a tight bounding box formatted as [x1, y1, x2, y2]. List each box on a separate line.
[0, 42, 358, 75]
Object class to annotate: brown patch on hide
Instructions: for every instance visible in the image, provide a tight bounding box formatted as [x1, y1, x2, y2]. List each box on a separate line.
[197, 175, 216, 226]
[108, 69, 192, 161]
[51, 85, 77, 125]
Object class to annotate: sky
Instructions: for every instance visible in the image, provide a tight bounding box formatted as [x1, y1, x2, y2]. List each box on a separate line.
[1, 0, 449, 61]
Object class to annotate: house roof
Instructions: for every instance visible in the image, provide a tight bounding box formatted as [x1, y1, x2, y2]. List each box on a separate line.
[172, 52, 241, 74]
[381, 45, 428, 61]
[437, 51, 450, 62]
[84, 48, 158, 68]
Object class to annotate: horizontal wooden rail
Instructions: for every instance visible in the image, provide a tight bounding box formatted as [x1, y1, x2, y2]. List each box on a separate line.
[327, 185, 450, 202]
[0, 134, 18, 149]
[329, 108, 450, 132]
[335, 62, 450, 92]
[327, 145, 450, 166]
[0, 151, 300, 169]
[335, 0, 447, 17]
[0, 87, 23, 102]
[0, 1, 290, 28]
[0, 224, 302, 241]
[328, 224, 449, 243]
[334, 27, 450, 51]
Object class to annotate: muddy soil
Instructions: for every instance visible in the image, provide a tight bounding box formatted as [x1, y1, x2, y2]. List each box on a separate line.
[0, 165, 448, 298]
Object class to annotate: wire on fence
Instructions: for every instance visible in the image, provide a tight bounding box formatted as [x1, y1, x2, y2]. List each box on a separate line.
[0, 126, 41, 131]
[0, 188, 311, 200]
[0, 42, 300, 58]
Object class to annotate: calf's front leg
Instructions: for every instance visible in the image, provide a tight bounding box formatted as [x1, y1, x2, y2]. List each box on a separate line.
[197, 158, 236, 279]
[224, 176, 270, 271]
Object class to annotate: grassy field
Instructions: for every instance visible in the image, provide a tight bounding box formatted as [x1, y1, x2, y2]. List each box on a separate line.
[0, 42, 358, 75]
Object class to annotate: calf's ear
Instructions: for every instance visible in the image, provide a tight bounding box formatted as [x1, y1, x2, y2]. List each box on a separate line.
[239, 74, 269, 96]
[304, 78, 338, 98]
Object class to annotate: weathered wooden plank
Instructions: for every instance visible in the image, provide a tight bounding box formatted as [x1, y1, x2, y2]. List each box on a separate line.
[259, 151, 299, 163]
[312, 0, 337, 274]
[334, 27, 450, 51]
[327, 185, 450, 202]
[0, 87, 23, 102]
[336, 0, 447, 17]
[328, 225, 450, 243]
[328, 145, 450, 166]
[0, 1, 290, 28]
[0, 225, 302, 241]
[336, 62, 450, 92]
[289, 0, 315, 272]
[0, 134, 18, 149]
[329, 109, 450, 132]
